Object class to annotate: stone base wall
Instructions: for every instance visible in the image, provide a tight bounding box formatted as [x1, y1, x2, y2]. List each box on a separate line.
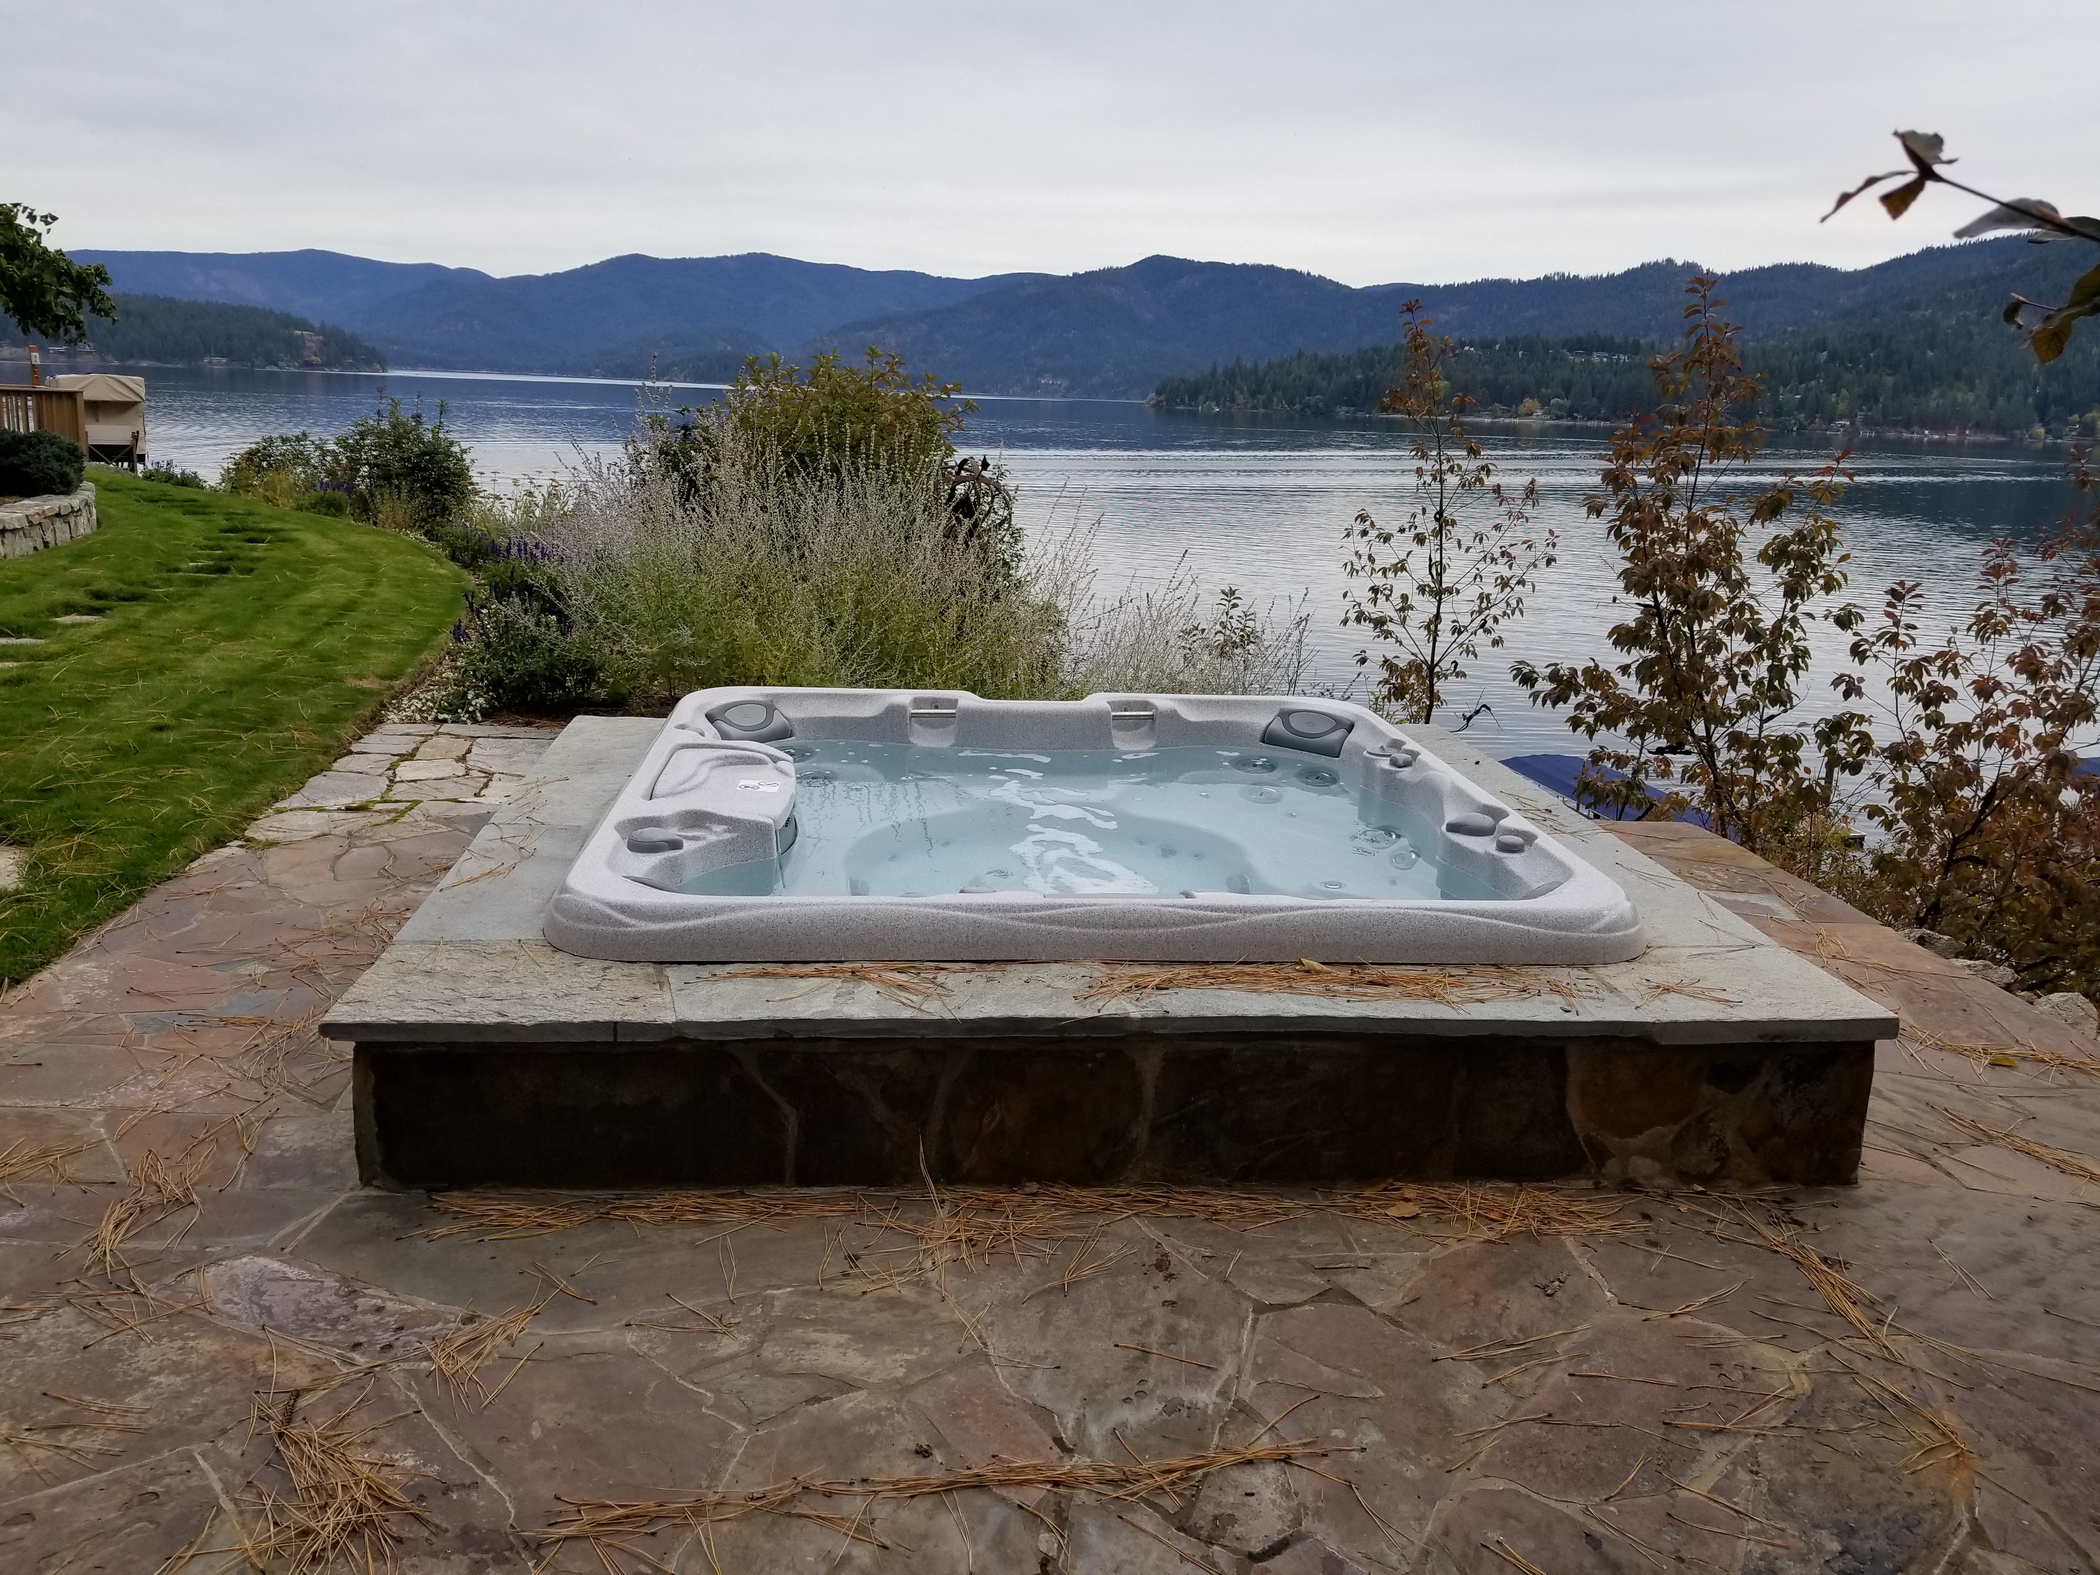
[0, 483, 97, 560]
[354, 1033, 1874, 1190]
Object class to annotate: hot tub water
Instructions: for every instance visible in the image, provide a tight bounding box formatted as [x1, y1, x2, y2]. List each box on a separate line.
[684, 743, 1497, 901]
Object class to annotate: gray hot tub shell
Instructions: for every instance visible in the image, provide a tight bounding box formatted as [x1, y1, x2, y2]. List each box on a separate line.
[542, 687, 1645, 964]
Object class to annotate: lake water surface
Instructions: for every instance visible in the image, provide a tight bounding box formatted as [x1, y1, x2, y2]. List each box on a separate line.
[124, 365, 2085, 757]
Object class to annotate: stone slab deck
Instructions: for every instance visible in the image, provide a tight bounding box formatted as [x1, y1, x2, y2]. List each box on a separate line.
[329, 719, 1896, 1190]
[2, 722, 2098, 1572]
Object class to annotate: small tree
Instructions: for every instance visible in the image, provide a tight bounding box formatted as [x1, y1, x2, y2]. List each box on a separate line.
[1512, 279, 1870, 868]
[1343, 303, 1554, 724]
[1826, 130, 2100, 364]
[1839, 452, 2100, 993]
[0, 204, 115, 343]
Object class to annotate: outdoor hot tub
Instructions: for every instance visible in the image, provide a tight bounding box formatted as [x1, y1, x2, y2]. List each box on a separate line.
[543, 687, 1644, 964]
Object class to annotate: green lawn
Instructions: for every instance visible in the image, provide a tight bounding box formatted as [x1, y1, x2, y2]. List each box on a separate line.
[0, 471, 465, 986]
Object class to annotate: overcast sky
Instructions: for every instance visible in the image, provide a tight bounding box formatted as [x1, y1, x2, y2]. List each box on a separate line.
[12, 1, 2096, 287]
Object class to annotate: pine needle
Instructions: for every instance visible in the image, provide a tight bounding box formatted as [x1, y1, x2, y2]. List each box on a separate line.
[533, 1439, 1347, 1563]
[1487, 1535, 1553, 1575]
[1687, 1204, 1896, 1359]
[1081, 961, 1588, 1010]
[425, 1292, 552, 1405]
[232, 1390, 431, 1575]
[1943, 1109, 2100, 1189]
[715, 963, 994, 1009]
[83, 1146, 208, 1278]
[0, 1138, 90, 1190]
[421, 1181, 1632, 1265]
[1113, 1342, 1218, 1370]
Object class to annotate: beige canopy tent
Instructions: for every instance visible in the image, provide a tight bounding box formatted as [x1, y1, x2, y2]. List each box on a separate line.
[46, 373, 147, 466]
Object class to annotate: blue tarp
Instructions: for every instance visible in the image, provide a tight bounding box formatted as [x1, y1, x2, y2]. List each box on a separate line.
[1499, 753, 1713, 827]
[1505, 753, 2094, 826]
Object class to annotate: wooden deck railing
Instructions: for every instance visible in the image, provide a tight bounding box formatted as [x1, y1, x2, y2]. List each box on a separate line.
[0, 387, 88, 447]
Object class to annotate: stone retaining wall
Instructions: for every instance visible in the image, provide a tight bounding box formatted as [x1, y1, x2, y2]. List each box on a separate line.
[0, 482, 98, 560]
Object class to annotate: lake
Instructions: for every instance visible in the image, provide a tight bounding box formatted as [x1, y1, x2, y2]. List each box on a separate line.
[124, 365, 2086, 757]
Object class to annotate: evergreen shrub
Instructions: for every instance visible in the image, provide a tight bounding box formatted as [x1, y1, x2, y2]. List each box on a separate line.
[0, 430, 85, 497]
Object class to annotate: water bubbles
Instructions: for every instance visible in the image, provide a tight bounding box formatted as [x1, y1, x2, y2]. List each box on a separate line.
[1295, 766, 1340, 789]
[1351, 826, 1401, 851]
[798, 767, 835, 782]
[1228, 754, 1279, 774]
[1320, 879, 1346, 890]
[1239, 784, 1283, 804]
[1389, 843, 1419, 871]
[782, 744, 817, 761]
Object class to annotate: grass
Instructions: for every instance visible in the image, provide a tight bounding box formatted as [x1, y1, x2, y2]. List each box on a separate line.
[0, 469, 465, 987]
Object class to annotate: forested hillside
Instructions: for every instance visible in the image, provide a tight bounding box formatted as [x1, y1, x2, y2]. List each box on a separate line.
[1153, 315, 2100, 439]
[2, 294, 386, 370]
[66, 237, 2100, 411]
[70, 248, 487, 323]
[843, 238, 2100, 407]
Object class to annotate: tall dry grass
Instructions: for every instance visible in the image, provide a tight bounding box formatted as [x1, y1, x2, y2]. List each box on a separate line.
[521, 427, 1314, 707]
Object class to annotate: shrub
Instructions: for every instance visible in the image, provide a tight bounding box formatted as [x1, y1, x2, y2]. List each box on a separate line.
[648, 349, 1026, 583]
[418, 370, 1310, 720]
[295, 488, 352, 517]
[138, 461, 207, 488]
[1513, 278, 1867, 870]
[715, 347, 964, 483]
[334, 398, 473, 526]
[219, 431, 329, 505]
[0, 429, 85, 497]
[542, 426, 1067, 709]
[437, 593, 606, 720]
[220, 397, 474, 527]
[1836, 452, 2100, 996]
[1069, 574, 1313, 697]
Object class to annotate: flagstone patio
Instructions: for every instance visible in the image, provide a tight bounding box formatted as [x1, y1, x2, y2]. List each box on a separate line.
[1, 722, 2096, 1574]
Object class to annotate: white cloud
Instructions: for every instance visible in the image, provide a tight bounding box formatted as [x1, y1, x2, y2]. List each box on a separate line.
[13, 0, 2096, 285]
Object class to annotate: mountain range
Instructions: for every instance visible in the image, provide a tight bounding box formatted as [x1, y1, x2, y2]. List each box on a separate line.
[62, 238, 2097, 401]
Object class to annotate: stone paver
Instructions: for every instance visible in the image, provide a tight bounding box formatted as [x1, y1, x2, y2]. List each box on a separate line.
[0, 725, 2096, 1573]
